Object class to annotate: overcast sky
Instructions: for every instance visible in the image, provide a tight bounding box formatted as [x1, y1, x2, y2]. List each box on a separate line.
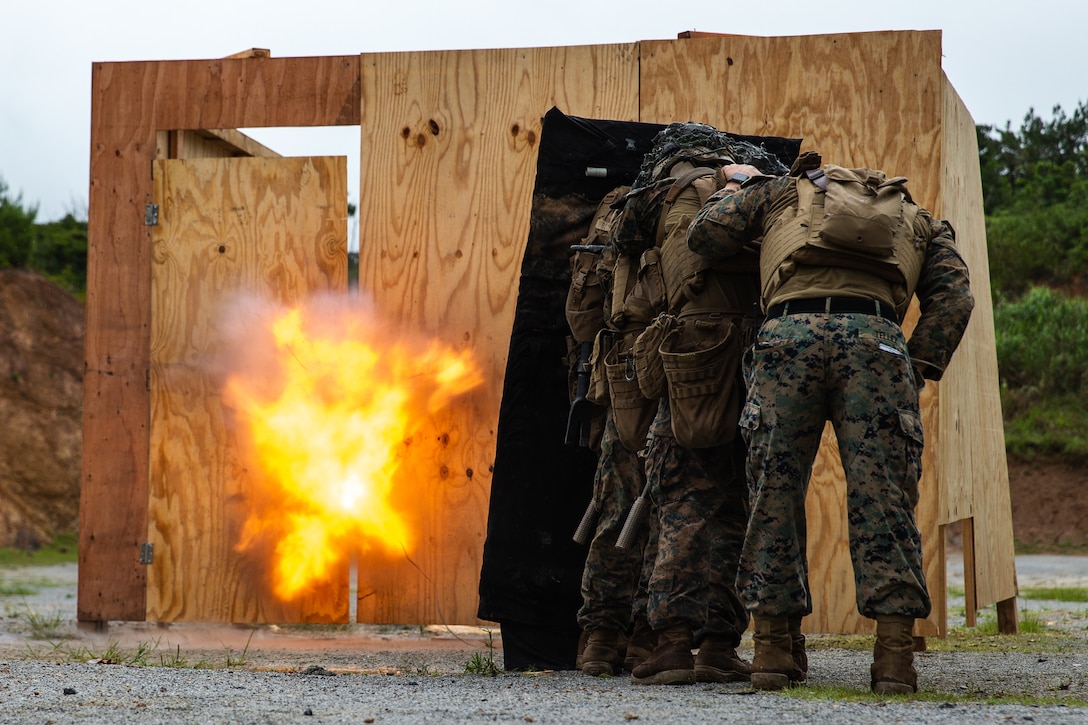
[2, 0, 1083, 223]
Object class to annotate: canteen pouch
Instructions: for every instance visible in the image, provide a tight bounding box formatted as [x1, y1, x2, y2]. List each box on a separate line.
[660, 317, 744, 448]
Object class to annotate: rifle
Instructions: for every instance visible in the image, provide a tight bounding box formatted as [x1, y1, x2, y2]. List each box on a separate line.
[564, 243, 608, 448]
[564, 341, 595, 448]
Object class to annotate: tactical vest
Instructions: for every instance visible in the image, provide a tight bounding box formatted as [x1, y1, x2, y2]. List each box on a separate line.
[759, 166, 928, 320]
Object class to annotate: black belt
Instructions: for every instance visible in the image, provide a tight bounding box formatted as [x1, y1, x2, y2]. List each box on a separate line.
[766, 297, 898, 324]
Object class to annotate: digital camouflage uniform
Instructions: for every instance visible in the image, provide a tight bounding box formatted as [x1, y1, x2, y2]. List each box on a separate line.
[643, 397, 749, 640]
[577, 410, 648, 633]
[687, 172, 974, 622]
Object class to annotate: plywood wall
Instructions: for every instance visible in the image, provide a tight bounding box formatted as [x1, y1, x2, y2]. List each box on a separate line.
[936, 78, 1017, 609]
[353, 44, 640, 624]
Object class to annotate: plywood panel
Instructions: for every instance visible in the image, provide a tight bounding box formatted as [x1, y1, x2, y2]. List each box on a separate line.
[354, 44, 640, 624]
[937, 77, 1017, 607]
[82, 54, 360, 623]
[640, 31, 943, 207]
[148, 156, 348, 622]
[640, 31, 947, 634]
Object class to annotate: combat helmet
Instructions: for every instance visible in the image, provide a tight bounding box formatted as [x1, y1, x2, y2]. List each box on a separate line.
[632, 121, 789, 191]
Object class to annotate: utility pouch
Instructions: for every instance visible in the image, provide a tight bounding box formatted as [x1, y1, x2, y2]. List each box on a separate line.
[660, 316, 744, 448]
[605, 336, 657, 451]
[586, 328, 614, 406]
[632, 312, 675, 400]
[565, 248, 607, 343]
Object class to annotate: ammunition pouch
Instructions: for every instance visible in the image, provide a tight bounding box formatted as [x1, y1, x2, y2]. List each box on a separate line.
[565, 248, 607, 343]
[604, 332, 657, 451]
[660, 314, 747, 448]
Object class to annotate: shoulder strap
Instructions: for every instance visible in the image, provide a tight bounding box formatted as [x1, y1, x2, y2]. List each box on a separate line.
[654, 166, 718, 247]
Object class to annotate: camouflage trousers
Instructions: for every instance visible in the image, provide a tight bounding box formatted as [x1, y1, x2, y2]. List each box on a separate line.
[643, 400, 750, 643]
[577, 411, 649, 632]
[738, 311, 931, 619]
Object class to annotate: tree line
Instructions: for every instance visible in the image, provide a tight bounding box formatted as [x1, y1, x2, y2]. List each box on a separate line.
[3, 102, 1088, 459]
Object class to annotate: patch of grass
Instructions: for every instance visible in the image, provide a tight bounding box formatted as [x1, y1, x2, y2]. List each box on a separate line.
[16, 606, 71, 640]
[464, 630, 501, 676]
[1020, 587, 1088, 603]
[223, 632, 253, 669]
[780, 682, 1088, 707]
[159, 645, 189, 668]
[1015, 539, 1088, 556]
[0, 533, 78, 568]
[947, 585, 965, 598]
[27, 637, 247, 670]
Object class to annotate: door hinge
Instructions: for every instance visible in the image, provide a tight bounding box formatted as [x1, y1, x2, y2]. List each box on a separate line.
[145, 203, 159, 226]
[139, 542, 154, 565]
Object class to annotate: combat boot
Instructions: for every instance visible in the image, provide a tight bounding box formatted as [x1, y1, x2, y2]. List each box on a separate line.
[580, 627, 625, 676]
[575, 628, 591, 670]
[871, 615, 918, 694]
[751, 615, 805, 690]
[630, 624, 696, 685]
[624, 616, 655, 673]
[694, 634, 751, 683]
[789, 615, 808, 684]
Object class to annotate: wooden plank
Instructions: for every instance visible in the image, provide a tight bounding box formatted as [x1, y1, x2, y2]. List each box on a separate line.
[962, 517, 978, 627]
[147, 156, 348, 623]
[937, 77, 1018, 610]
[640, 30, 947, 635]
[355, 43, 640, 624]
[189, 130, 282, 158]
[82, 54, 360, 622]
[997, 597, 1019, 634]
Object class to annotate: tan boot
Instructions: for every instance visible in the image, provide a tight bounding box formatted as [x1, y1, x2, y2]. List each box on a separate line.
[623, 616, 655, 673]
[870, 615, 918, 694]
[789, 615, 808, 684]
[751, 615, 805, 690]
[694, 635, 751, 683]
[575, 628, 591, 671]
[580, 628, 625, 676]
[630, 624, 696, 686]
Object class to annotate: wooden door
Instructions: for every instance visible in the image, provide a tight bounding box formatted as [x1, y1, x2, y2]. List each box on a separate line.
[148, 156, 348, 623]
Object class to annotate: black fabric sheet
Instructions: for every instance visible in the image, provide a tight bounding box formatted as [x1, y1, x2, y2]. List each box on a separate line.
[476, 107, 801, 671]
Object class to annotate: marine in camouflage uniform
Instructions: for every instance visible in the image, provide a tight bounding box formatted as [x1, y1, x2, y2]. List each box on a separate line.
[687, 153, 975, 693]
[575, 201, 657, 678]
[608, 124, 789, 686]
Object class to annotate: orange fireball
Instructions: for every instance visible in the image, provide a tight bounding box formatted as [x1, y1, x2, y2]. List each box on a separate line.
[224, 295, 482, 600]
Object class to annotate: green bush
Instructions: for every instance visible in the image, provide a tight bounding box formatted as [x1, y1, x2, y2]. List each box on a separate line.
[995, 287, 1088, 396]
[995, 287, 1088, 460]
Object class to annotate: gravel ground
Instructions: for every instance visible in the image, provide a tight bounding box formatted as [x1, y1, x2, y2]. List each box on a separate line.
[1, 559, 1086, 724]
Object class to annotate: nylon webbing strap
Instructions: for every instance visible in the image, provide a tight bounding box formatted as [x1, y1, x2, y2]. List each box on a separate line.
[655, 167, 718, 247]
